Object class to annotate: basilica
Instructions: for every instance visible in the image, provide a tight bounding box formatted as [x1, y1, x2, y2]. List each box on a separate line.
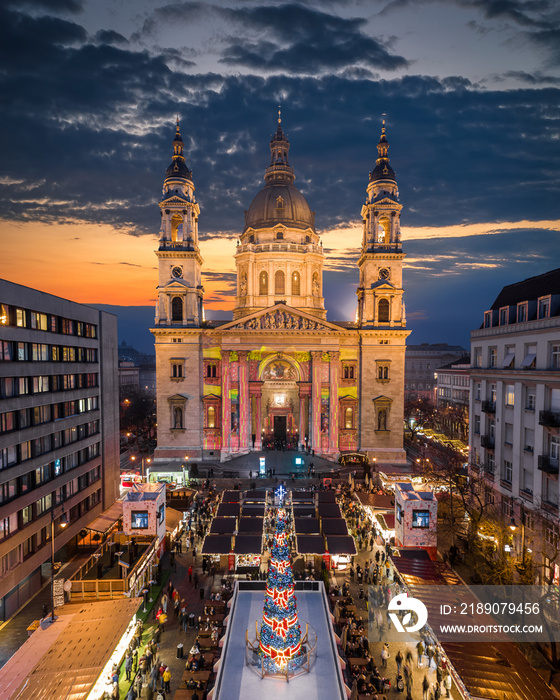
[151, 116, 409, 464]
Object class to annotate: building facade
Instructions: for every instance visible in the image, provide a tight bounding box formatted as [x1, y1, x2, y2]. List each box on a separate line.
[405, 343, 467, 401]
[469, 269, 560, 585]
[0, 281, 120, 620]
[435, 355, 470, 442]
[152, 119, 410, 464]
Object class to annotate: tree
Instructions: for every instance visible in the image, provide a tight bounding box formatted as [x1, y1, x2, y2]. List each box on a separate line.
[120, 387, 156, 446]
[404, 395, 435, 438]
[259, 508, 303, 673]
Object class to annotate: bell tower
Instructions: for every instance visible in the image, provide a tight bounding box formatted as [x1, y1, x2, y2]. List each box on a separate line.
[357, 120, 406, 329]
[155, 120, 204, 327]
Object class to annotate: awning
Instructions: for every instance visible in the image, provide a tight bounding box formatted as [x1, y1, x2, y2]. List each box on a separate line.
[321, 519, 349, 536]
[376, 512, 395, 530]
[201, 535, 232, 555]
[233, 535, 262, 555]
[326, 535, 357, 556]
[210, 517, 237, 534]
[221, 490, 241, 503]
[296, 535, 326, 554]
[294, 517, 320, 534]
[292, 505, 316, 517]
[356, 492, 395, 509]
[241, 505, 265, 517]
[243, 490, 268, 503]
[521, 352, 536, 367]
[291, 491, 315, 503]
[166, 507, 184, 534]
[501, 352, 515, 368]
[87, 500, 123, 533]
[318, 491, 336, 503]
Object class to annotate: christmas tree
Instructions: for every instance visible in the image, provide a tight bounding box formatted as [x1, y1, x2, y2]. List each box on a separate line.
[259, 507, 303, 673]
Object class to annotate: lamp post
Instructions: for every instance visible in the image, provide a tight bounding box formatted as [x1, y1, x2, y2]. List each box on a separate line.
[182, 455, 189, 486]
[509, 501, 526, 569]
[50, 497, 67, 622]
[131, 455, 151, 482]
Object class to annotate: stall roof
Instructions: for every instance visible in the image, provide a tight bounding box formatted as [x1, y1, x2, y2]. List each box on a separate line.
[165, 507, 184, 533]
[210, 517, 237, 534]
[238, 517, 263, 534]
[221, 490, 241, 503]
[291, 491, 315, 503]
[201, 535, 232, 555]
[394, 553, 462, 586]
[376, 512, 395, 530]
[233, 535, 263, 555]
[296, 535, 326, 555]
[241, 505, 265, 517]
[356, 493, 395, 510]
[87, 500, 123, 533]
[216, 503, 240, 518]
[321, 519, 349, 536]
[294, 517, 320, 534]
[243, 490, 268, 503]
[292, 505, 316, 518]
[318, 491, 336, 503]
[318, 503, 342, 519]
[326, 535, 357, 556]
[0, 598, 140, 700]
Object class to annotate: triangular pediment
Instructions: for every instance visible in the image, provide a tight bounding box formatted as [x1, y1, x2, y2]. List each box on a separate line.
[159, 279, 191, 290]
[218, 303, 343, 332]
[370, 280, 396, 290]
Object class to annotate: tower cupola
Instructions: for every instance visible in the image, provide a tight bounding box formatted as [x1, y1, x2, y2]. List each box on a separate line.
[264, 108, 295, 185]
[369, 119, 396, 184]
[164, 119, 193, 184]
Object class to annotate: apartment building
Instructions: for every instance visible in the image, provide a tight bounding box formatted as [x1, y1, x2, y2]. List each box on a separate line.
[0, 280, 119, 620]
[469, 269, 560, 586]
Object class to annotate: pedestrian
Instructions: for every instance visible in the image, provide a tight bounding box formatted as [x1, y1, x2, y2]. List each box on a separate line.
[135, 672, 143, 698]
[194, 571, 199, 589]
[381, 643, 389, 668]
[443, 672, 452, 698]
[132, 647, 138, 672]
[161, 593, 168, 615]
[395, 649, 403, 674]
[188, 565, 193, 583]
[427, 643, 435, 669]
[436, 665, 443, 690]
[405, 649, 413, 666]
[126, 685, 136, 700]
[416, 639, 424, 668]
[159, 663, 166, 690]
[125, 651, 133, 681]
[422, 674, 430, 700]
[163, 666, 171, 693]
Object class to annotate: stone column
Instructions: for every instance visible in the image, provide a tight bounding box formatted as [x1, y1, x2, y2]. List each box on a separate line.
[221, 354, 231, 456]
[329, 351, 340, 453]
[311, 352, 322, 451]
[250, 383, 263, 450]
[239, 351, 250, 451]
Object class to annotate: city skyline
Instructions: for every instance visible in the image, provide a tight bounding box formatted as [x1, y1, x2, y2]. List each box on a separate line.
[1, 0, 559, 353]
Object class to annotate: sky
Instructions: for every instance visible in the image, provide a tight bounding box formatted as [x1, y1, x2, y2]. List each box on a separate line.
[1, 0, 559, 354]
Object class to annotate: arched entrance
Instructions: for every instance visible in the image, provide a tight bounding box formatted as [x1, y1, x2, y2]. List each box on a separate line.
[259, 357, 301, 449]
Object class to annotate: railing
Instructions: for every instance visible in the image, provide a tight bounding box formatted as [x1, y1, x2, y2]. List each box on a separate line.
[481, 401, 496, 414]
[538, 455, 560, 474]
[539, 410, 560, 428]
[70, 578, 126, 600]
[483, 463, 495, 477]
[236, 243, 322, 255]
[481, 435, 495, 449]
[158, 241, 197, 251]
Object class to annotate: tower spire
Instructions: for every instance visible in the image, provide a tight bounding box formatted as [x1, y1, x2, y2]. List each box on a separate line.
[266, 108, 294, 184]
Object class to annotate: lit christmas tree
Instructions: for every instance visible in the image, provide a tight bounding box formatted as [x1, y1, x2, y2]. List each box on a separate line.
[259, 507, 303, 673]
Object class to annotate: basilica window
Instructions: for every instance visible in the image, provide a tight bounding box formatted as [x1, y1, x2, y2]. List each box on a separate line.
[171, 296, 183, 322]
[276, 231, 284, 240]
[377, 217, 390, 244]
[207, 406, 216, 429]
[292, 271, 300, 296]
[259, 271, 268, 295]
[205, 363, 218, 379]
[342, 364, 355, 380]
[376, 362, 390, 382]
[378, 299, 390, 322]
[275, 270, 285, 295]
[276, 196, 284, 209]
[170, 360, 184, 380]
[344, 407, 354, 429]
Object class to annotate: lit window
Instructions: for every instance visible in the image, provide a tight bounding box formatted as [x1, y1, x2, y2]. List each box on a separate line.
[412, 510, 430, 528]
[275, 270, 285, 295]
[344, 407, 353, 429]
[207, 406, 216, 428]
[291, 271, 300, 296]
[259, 271, 268, 295]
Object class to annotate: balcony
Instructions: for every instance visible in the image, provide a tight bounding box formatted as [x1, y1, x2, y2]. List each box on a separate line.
[539, 410, 560, 428]
[537, 455, 560, 475]
[481, 400, 496, 414]
[481, 434, 495, 450]
[483, 463, 495, 478]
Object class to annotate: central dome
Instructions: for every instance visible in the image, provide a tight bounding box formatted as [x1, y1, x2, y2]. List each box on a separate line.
[244, 182, 315, 232]
[243, 119, 315, 233]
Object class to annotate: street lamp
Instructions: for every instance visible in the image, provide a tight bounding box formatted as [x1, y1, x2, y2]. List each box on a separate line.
[509, 503, 526, 569]
[50, 498, 67, 622]
[182, 455, 189, 485]
[131, 455, 151, 482]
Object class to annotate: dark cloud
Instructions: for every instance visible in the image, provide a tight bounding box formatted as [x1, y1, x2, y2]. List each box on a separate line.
[4, 0, 83, 13]
[94, 29, 129, 46]
[218, 3, 409, 73]
[498, 70, 560, 85]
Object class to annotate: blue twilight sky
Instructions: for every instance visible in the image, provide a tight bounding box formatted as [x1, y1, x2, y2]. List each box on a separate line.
[0, 0, 559, 354]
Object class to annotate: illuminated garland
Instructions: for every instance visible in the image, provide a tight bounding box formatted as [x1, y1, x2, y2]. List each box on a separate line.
[259, 508, 303, 673]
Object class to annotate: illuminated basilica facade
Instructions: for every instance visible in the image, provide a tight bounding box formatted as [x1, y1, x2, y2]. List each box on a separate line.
[152, 118, 409, 464]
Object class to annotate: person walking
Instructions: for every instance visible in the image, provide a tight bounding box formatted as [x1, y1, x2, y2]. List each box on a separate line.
[134, 671, 143, 698]
[125, 652, 133, 681]
[427, 643, 435, 669]
[163, 666, 171, 694]
[422, 674, 430, 700]
[381, 643, 389, 668]
[395, 649, 403, 674]
[416, 639, 424, 668]
[193, 571, 199, 589]
[188, 565, 193, 584]
[161, 593, 168, 615]
[443, 672, 452, 698]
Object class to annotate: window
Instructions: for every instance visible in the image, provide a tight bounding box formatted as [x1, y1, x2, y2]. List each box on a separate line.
[484, 311, 492, 328]
[489, 347, 497, 368]
[131, 511, 149, 529]
[521, 345, 537, 368]
[490, 383, 497, 402]
[521, 468, 533, 494]
[158, 504, 165, 525]
[274, 270, 285, 295]
[499, 307, 509, 325]
[206, 363, 217, 378]
[502, 460, 512, 483]
[377, 364, 390, 381]
[378, 299, 390, 322]
[259, 271, 268, 295]
[291, 271, 300, 296]
[207, 406, 216, 428]
[538, 296, 550, 319]
[524, 428, 534, 453]
[343, 365, 355, 380]
[171, 296, 183, 322]
[474, 348, 482, 368]
[276, 231, 284, 240]
[502, 347, 515, 368]
[171, 361, 183, 379]
[474, 414, 480, 434]
[475, 382, 481, 400]
[412, 510, 430, 528]
[526, 390, 536, 411]
[551, 344, 560, 370]
[16, 308, 26, 327]
[505, 385, 515, 407]
[344, 407, 353, 429]
[396, 505, 404, 523]
[29, 312, 48, 330]
[0, 304, 10, 326]
[517, 303, 527, 323]
[501, 495, 513, 517]
[504, 423, 513, 445]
